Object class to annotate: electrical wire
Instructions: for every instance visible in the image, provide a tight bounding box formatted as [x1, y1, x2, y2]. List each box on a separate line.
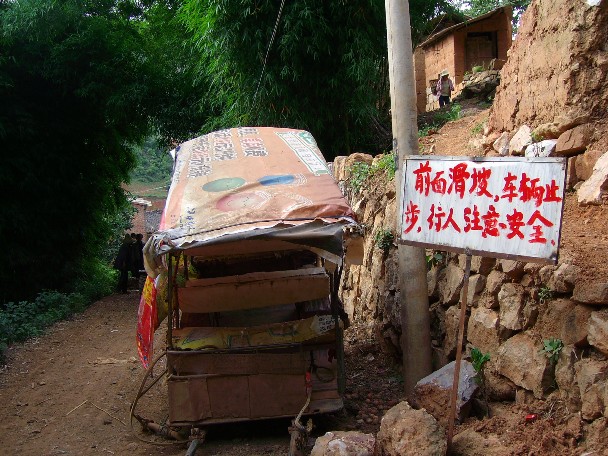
[252, 0, 286, 105]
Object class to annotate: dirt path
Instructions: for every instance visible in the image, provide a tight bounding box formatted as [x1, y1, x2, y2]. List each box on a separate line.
[0, 293, 402, 456]
[0, 294, 293, 456]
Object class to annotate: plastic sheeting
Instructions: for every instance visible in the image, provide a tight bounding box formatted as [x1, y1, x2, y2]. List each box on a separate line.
[144, 127, 356, 272]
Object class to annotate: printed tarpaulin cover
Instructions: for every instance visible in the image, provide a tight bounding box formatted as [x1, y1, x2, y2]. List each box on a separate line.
[152, 127, 356, 254]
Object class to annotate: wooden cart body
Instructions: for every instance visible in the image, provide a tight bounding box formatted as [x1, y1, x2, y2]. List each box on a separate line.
[143, 127, 360, 427]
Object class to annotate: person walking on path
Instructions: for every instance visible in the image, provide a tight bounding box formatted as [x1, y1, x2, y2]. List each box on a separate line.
[113, 234, 133, 293]
[436, 71, 455, 108]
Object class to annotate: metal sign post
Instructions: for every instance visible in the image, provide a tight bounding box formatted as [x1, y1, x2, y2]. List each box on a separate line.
[446, 251, 471, 451]
[398, 156, 568, 453]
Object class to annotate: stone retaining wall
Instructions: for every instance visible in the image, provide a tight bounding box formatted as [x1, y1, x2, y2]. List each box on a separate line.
[334, 153, 608, 422]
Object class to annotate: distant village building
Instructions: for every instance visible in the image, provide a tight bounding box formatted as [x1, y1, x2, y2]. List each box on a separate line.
[414, 6, 513, 113]
[130, 197, 151, 236]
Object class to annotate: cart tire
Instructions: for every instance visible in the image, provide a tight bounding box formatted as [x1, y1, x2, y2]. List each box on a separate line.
[185, 439, 199, 456]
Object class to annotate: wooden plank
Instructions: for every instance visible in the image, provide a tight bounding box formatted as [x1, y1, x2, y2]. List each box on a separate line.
[178, 272, 330, 313]
[167, 352, 306, 376]
[185, 240, 305, 258]
[185, 267, 325, 287]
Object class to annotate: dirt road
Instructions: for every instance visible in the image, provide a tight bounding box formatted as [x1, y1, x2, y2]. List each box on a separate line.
[0, 293, 293, 456]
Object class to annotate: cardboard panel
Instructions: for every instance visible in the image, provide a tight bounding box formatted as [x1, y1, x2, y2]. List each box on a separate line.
[207, 375, 250, 419]
[249, 374, 306, 418]
[178, 272, 330, 313]
[186, 268, 326, 287]
[168, 377, 211, 423]
[167, 352, 306, 376]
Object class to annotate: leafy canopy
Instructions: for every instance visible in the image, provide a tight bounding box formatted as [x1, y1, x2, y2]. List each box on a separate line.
[179, 0, 457, 158]
[0, 0, 202, 302]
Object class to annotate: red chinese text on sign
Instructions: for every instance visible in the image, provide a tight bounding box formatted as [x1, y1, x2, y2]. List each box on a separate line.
[400, 157, 567, 263]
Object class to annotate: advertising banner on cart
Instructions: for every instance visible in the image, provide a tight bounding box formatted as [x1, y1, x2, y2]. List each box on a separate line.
[399, 156, 567, 263]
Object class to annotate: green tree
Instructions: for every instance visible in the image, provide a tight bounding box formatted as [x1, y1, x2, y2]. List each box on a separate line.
[0, 0, 195, 302]
[179, 0, 456, 158]
[454, 0, 530, 29]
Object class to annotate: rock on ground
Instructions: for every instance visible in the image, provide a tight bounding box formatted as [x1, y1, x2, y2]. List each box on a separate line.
[375, 402, 446, 456]
[311, 431, 376, 456]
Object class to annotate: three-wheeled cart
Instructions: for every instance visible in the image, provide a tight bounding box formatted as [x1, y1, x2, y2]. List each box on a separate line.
[132, 127, 360, 455]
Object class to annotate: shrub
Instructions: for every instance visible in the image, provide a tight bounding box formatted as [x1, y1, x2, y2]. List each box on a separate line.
[346, 151, 396, 194]
[374, 228, 395, 252]
[347, 161, 371, 193]
[541, 338, 564, 365]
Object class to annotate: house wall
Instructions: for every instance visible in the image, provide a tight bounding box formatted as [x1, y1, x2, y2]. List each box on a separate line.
[452, 7, 512, 79]
[415, 7, 513, 113]
[419, 34, 456, 112]
[413, 47, 428, 114]
[131, 203, 147, 236]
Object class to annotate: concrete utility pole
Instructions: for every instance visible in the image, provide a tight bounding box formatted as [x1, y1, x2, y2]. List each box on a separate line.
[385, 0, 433, 396]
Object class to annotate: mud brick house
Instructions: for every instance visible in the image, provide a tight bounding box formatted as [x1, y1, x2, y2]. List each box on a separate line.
[130, 197, 151, 236]
[414, 6, 513, 112]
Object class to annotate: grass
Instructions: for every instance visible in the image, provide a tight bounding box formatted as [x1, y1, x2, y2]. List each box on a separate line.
[347, 151, 396, 193]
[374, 228, 395, 252]
[0, 261, 117, 363]
[418, 103, 462, 137]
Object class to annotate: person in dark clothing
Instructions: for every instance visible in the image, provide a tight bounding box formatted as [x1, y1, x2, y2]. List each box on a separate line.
[113, 234, 133, 293]
[134, 234, 145, 270]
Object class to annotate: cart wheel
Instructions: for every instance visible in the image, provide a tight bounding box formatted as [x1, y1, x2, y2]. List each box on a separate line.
[185, 439, 199, 456]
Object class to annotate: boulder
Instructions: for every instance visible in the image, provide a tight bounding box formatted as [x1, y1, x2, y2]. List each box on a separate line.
[576, 149, 605, 181]
[496, 333, 553, 398]
[479, 292, 499, 310]
[467, 307, 501, 354]
[531, 122, 570, 140]
[568, 305, 593, 347]
[411, 361, 478, 426]
[311, 431, 376, 456]
[444, 305, 466, 358]
[483, 365, 517, 401]
[588, 309, 608, 355]
[492, 132, 510, 156]
[427, 265, 442, 300]
[460, 274, 486, 307]
[524, 140, 557, 158]
[375, 402, 446, 456]
[572, 281, 608, 305]
[485, 270, 508, 296]
[577, 151, 608, 205]
[555, 124, 594, 156]
[508, 125, 533, 156]
[540, 299, 591, 346]
[567, 156, 579, 189]
[555, 346, 582, 411]
[339, 153, 374, 183]
[437, 263, 465, 305]
[499, 260, 526, 280]
[548, 263, 581, 293]
[575, 358, 608, 421]
[498, 283, 526, 331]
[333, 156, 348, 182]
[539, 264, 557, 286]
[457, 255, 495, 276]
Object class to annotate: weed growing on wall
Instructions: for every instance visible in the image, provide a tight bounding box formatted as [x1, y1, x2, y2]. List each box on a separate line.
[541, 338, 564, 365]
[374, 228, 395, 253]
[346, 151, 397, 194]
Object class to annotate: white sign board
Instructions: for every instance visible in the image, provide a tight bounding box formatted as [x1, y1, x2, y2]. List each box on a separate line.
[399, 156, 567, 263]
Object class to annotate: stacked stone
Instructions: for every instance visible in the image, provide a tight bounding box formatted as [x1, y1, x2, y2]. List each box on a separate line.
[334, 152, 608, 425]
